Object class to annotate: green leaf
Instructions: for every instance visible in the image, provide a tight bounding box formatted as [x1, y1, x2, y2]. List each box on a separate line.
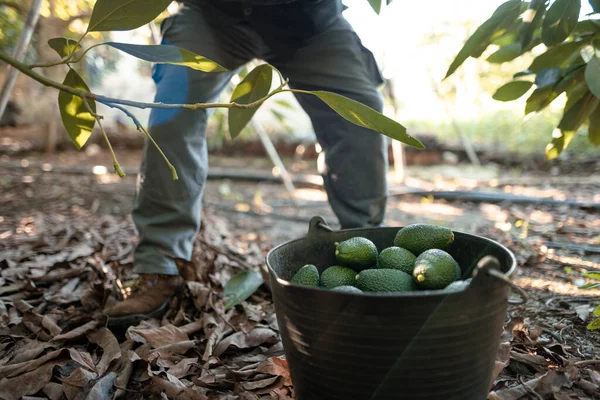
[541, 0, 581, 46]
[492, 31, 519, 47]
[105, 42, 227, 72]
[223, 270, 264, 310]
[48, 37, 81, 58]
[546, 129, 576, 158]
[274, 99, 294, 109]
[493, 80, 534, 101]
[583, 271, 600, 280]
[547, 91, 599, 158]
[590, 0, 600, 12]
[487, 43, 523, 63]
[368, 0, 383, 14]
[228, 64, 273, 139]
[594, 304, 600, 316]
[579, 282, 600, 289]
[559, 92, 599, 130]
[554, 65, 585, 93]
[573, 19, 600, 34]
[529, 40, 588, 72]
[587, 318, 600, 330]
[445, 0, 522, 78]
[310, 91, 425, 148]
[535, 67, 563, 88]
[564, 81, 589, 111]
[520, 0, 548, 50]
[525, 67, 583, 115]
[588, 104, 600, 146]
[585, 56, 600, 99]
[87, 0, 172, 32]
[58, 69, 96, 150]
[525, 86, 558, 114]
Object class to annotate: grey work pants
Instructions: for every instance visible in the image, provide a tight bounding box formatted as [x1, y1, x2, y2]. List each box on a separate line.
[132, 2, 389, 275]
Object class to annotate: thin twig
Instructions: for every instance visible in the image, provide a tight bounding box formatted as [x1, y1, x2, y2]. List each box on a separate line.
[113, 384, 141, 393]
[83, 100, 125, 177]
[101, 102, 178, 180]
[574, 359, 600, 367]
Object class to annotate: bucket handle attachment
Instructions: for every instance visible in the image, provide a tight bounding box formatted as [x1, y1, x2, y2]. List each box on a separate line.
[477, 255, 528, 305]
[308, 216, 333, 234]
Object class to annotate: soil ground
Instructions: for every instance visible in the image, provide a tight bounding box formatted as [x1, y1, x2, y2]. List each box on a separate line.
[1, 149, 599, 399]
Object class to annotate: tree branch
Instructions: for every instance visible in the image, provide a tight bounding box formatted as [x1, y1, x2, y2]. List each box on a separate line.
[0, 52, 281, 111]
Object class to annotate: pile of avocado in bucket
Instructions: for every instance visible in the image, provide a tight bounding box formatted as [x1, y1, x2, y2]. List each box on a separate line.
[288, 223, 471, 293]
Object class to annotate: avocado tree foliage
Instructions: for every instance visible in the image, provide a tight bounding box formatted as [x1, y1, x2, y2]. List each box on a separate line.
[0, 0, 421, 178]
[446, 0, 600, 159]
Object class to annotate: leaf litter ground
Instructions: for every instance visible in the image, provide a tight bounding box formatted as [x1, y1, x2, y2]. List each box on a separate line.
[0, 153, 599, 399]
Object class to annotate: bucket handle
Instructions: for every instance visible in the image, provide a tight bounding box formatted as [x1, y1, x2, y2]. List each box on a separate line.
[477, 255, 528, 305]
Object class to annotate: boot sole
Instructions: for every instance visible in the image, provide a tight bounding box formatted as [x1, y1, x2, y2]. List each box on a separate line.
[106, 300, 170, 328]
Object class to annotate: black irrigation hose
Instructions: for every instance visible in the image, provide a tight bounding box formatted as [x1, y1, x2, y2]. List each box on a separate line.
[389, 190, 600, 209]
[3, 162, 598, 209]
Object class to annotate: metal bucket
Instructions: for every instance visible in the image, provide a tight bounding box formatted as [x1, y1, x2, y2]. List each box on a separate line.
[266, 216, 524, 400]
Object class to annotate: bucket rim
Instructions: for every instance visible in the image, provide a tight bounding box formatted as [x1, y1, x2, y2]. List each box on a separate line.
[265, 225, 517, 298]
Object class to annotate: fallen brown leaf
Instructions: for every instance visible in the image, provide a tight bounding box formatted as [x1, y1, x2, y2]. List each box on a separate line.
[51, 320, 99, 341]
[577, 378, 600, 394]
[68, 348, 96, 372]
[61, 367, 98, 387]
[0, 359, 68, 400]
[87, 328, 121, 375]
[0, 348, 67, 378]
[149, 374, 208, 400]
[113, 350, 135, 399]
[202, 313, 224, 361]
[257, 356, 292, 386]
[8, 340, 54, 365]
[188, 281, 211, 311]
[490, 374, 545, 400]
[491, 342, 512, 387]
[268, 387, 294, 400]
[588, 369, 600, 386]
[213, 328, 278, 357]
[82, 371, 117, 400]
[42, 382, 63, 400]
[241, 375, 280, 391]
[129, 324, 189, 348]
[168, 357, 198, 379]
[492, 370, 575, 400]
[510, 350, 550, 372]
[179, 320, 204, 336]
[42, 315, 63, 337]
[152, 340, 196, 358]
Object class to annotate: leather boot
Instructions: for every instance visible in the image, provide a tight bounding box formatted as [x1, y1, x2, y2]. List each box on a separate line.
[104, 274, 184, 327]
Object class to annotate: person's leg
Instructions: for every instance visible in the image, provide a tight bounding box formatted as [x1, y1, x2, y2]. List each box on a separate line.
[106, 3, 262, 324]
[132, 3, 262, 275]
[270, 16, 389, 229]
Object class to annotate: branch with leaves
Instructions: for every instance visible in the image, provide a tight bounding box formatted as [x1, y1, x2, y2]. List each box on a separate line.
[0, 0, 421, 178]
[446, 0, 600, 159]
